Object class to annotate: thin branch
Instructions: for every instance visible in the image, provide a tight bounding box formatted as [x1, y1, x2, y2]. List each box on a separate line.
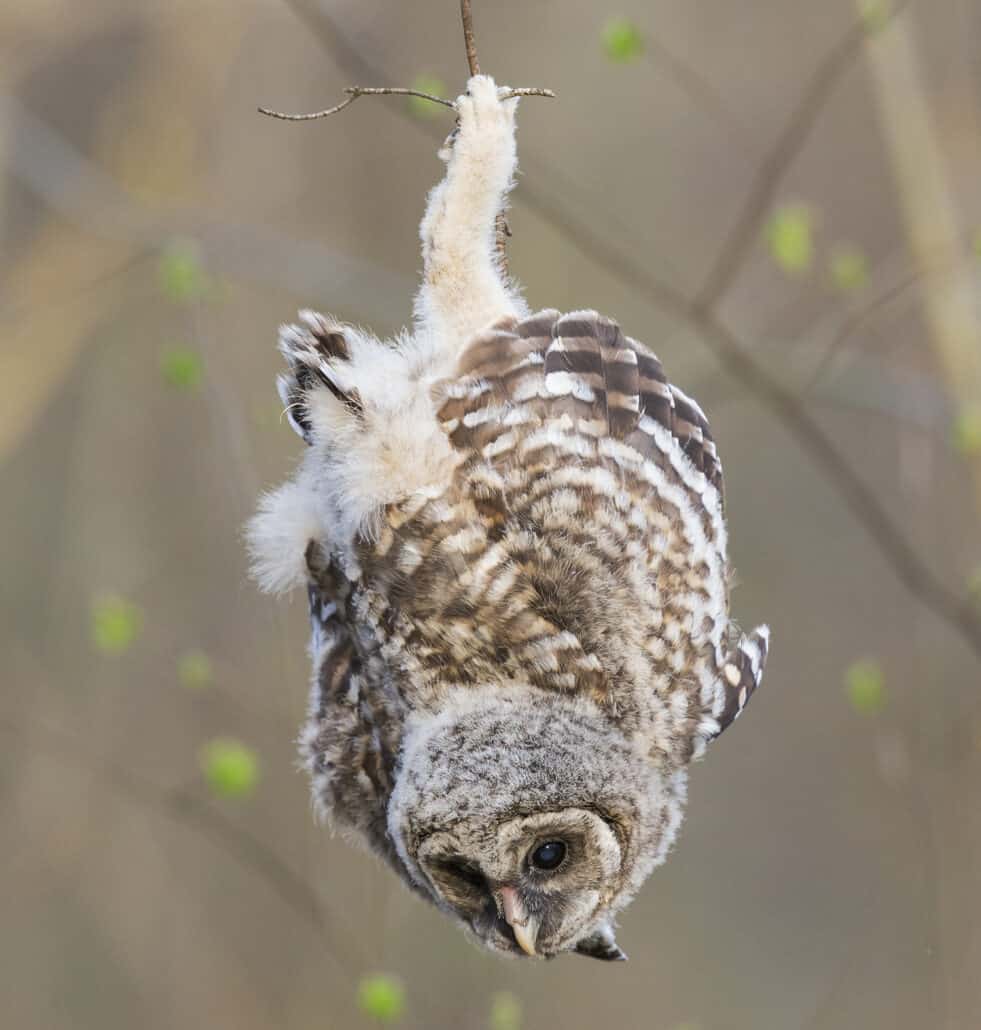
[461, 0, 480, 76]
[259, 86, 454, 121]
[259, 86, 551, 122]
[261, 1, 553, 262]
[642, 37, 752, 150]
[696, 311, 981, 658]
[502, 87, 555, 100]
[801, 246, 971, 398]
[259, 94, 357, 121]
[694, 0, 913, 311]
[0, 716, 366, 976]
[803, 268, 928, 394]
[254, 86, 449, 121]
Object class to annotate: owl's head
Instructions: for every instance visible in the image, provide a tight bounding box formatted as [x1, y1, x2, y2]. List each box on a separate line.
[388, 687, 686, 960]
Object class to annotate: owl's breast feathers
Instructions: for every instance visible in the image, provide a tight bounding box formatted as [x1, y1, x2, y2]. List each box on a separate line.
[301, 311, 766, 823]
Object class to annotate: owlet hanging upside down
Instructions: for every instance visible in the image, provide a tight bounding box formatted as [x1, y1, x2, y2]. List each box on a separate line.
[249, 75, 770, 961]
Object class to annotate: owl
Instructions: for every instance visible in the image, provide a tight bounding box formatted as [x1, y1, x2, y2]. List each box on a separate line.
[249, 75, 769, 961]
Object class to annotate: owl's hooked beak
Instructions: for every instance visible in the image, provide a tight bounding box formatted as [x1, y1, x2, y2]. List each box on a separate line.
[500, 885, 540, 957]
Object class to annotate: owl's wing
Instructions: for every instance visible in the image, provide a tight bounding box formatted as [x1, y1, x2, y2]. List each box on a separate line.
[299, 538, 405, 871]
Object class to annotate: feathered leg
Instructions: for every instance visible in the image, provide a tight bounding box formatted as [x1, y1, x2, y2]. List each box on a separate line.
[413, 74, 527, 360]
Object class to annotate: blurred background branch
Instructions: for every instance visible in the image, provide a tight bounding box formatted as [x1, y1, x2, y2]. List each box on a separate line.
[0, 714, 366, 976]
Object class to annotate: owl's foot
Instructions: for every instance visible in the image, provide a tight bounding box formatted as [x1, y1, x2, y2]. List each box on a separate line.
[416, 74, 525, 358]
[457, 75, 518, 136]
[437, 75, 518, 176]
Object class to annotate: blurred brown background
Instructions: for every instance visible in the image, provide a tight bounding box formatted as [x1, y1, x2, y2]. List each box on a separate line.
[2, 1, 981, 1028]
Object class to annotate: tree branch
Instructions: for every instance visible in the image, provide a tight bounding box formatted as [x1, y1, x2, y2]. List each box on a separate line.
[461, 0, 480, 77]
[695, 310, 981, 658]
[258, 85, 552, 122]
[801, 263, 936, 395]
[641, 35, 751, 150]
[694, 0, 913, 311]
[266, 1, 554, 273]
[259, 86, 453, 121]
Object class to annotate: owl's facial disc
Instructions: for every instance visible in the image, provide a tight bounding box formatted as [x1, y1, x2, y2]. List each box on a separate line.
[389, 689, 682, 960]
[417, 808, 625, 959]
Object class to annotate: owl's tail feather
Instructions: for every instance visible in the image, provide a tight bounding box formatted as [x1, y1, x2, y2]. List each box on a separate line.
[442, 310, 724, 500]
[712, 625, 770, 739]
[277, 310, 362, 444]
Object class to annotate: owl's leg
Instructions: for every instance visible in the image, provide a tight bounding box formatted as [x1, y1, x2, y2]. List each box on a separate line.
[413, 74, 527, 359]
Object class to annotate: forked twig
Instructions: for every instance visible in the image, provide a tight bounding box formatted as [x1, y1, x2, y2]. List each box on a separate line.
[259, 1, 553, 272]
[258, 85, 552, 122]
[258, 87, 452, 121]
[694, 0, 914, 310]
[258, 1, 552, 124]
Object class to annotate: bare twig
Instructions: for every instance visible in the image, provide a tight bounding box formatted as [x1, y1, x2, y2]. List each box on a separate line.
[259, 86, 454, 121]
[259, 0, 553, 128]
[260, 4, 552, 269]
[259, 86, 552, 122]
[259, 94, 356, 121]
[461, 0, 480, 76]
[694, 310, 981, 660]
[694, 0, 913, 311]
[260, 2, 553, 264]
[802, 267, 932, 394]
[502, 87, 556, 100]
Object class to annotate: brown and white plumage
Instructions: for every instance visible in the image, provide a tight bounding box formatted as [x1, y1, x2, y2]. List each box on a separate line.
[250, 76, 769, 960]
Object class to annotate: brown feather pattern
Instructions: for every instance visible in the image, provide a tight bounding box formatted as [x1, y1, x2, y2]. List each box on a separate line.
[293, 309, 767, 853]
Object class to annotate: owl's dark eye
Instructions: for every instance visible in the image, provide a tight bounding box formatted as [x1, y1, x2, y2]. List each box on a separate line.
[530, 840, 566, 871]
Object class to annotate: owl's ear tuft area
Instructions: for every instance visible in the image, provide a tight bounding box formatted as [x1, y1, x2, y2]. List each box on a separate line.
[574, 923, 627, 962]
[245, 479, 321, 595]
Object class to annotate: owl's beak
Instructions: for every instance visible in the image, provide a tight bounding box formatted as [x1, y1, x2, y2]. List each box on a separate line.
[500, 885, 539, 957]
